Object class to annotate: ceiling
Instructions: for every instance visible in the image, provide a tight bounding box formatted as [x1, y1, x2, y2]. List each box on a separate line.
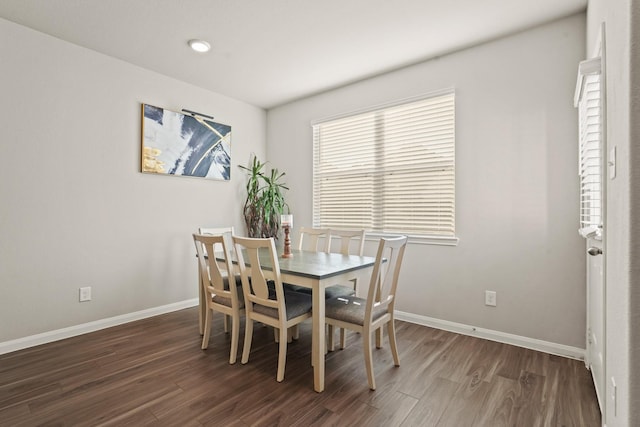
[0, 0, 587, 109]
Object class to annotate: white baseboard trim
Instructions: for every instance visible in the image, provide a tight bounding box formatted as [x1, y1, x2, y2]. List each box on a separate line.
[0, 299, 199, 356]
[1, 302, 584, 361]
[395, 310, 585, 361]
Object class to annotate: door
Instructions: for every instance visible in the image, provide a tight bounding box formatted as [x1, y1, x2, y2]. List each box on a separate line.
[586, 237, 605, 411]
[575, 24, 606, 414]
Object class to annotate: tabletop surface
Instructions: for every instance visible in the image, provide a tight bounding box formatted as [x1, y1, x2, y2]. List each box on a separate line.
[213, 248, 377, 280]
[271, 249, 376, 280]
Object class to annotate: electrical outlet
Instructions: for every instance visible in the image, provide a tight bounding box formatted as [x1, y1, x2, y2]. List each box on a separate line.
[79, 286, 92, 302]
[485, 290, 497, 307]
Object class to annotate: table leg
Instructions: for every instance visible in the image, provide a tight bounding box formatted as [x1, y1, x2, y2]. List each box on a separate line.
[312, 282, 325, 392]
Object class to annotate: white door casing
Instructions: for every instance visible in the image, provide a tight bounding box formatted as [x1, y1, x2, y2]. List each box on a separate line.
[575, 23, 606, 416]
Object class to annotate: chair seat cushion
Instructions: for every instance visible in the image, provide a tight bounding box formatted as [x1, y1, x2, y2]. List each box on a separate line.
[282, 283, 306, 294]
[212, 283, 244, 308]
[211, 275, 244, 307]
[325, 296, 387, 326]
[253, 290, 312, 320]
[283, 284, 355, 299]
[228, 274, 243, 288]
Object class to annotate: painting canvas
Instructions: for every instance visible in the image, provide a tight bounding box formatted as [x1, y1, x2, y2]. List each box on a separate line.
[141, 104, 231, 180]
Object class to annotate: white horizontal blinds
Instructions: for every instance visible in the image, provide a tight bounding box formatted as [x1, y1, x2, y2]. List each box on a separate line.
[313, 112, 377, 229]
[578, 72, 602, 231]
[313, 91, 455, 236]
[378, 95, 455, 234]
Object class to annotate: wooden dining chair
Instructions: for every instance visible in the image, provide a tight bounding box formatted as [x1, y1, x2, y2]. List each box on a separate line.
[326, 228, 366, 349]
[233, 236, 313, 382]
[284, 227, 332, 297]
[289, 227, 355, 300]
[328, 228, 366, 294]
[324, 235, 408, 390]
[193, 233, 244, 364]
[198, 226, 238, 334]
[291, 227, 363, 347]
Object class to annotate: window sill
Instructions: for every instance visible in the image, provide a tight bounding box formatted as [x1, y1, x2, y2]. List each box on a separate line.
[365, 233, 459, 247]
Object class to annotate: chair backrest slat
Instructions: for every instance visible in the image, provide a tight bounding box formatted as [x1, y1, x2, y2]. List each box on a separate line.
[193, 233, 236, 301]
[298, 227, 331, 252]
[364, 236, 408, 320]
[329, 229, 366, 256]
[233, 236, 283, 311]
[199, 226, 235, 235]
[199, 226, 234, 251]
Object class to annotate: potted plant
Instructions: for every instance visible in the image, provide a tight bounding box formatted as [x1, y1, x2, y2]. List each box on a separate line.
[239, 154, 289, 239]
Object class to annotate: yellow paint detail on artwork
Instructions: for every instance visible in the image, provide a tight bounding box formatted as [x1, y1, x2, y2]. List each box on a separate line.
[143, 146, 165, 173]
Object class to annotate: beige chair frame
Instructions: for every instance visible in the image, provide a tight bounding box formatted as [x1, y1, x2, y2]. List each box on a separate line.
[327, 228, 366, 349]
[324, 235, 408, 390]
[198, 226, 236, 334]
[193, 232, 244, 364]
[292, 227, 330, 341]
[233, 236, 312, 382]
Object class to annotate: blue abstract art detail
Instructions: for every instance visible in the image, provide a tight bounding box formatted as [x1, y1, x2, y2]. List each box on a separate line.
[141, 104, 231, 180]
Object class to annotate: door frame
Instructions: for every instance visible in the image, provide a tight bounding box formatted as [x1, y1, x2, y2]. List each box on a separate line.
[581, 22, 607, 417]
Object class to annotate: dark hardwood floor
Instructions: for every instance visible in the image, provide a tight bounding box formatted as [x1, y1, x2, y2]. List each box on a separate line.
[0, 308, 601, 426]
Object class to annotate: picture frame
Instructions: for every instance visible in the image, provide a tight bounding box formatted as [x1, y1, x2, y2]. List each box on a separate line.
[141, 103, 231, 180]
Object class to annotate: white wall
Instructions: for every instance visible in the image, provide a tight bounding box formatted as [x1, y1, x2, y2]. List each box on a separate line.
[267, 14, 586, 348]
[586, 0, 639, 425]
[0, 18, 265, 342]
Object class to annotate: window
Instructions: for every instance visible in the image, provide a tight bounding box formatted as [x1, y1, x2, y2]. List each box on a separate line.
[574, 58, 603, 238]
[312, 90, 456, 242]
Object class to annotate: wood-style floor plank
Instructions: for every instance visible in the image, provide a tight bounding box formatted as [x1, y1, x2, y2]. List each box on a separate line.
[0, 307, 601, 426]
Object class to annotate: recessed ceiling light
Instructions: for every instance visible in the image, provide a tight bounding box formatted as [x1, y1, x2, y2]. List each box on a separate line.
[188, 39, 211, 53]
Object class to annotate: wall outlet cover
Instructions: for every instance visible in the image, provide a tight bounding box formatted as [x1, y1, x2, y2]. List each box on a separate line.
[485, 290, 497, 307]
[79, 286, 92, 302]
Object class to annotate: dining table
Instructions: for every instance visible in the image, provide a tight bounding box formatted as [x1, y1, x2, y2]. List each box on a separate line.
[200, 247, 377, 392]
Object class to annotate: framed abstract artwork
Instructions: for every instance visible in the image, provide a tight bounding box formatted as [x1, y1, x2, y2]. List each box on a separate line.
[141, 103, 231, 180]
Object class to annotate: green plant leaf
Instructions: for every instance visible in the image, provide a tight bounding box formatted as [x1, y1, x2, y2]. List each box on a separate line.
[239, 154, 289, 238]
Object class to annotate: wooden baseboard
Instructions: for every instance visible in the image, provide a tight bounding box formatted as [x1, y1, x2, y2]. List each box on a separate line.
[0, 299, 198, 355]
[395, 310, 585, 360]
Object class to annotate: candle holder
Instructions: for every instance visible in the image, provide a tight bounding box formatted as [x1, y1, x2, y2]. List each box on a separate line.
[281, 214, 293, 258]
